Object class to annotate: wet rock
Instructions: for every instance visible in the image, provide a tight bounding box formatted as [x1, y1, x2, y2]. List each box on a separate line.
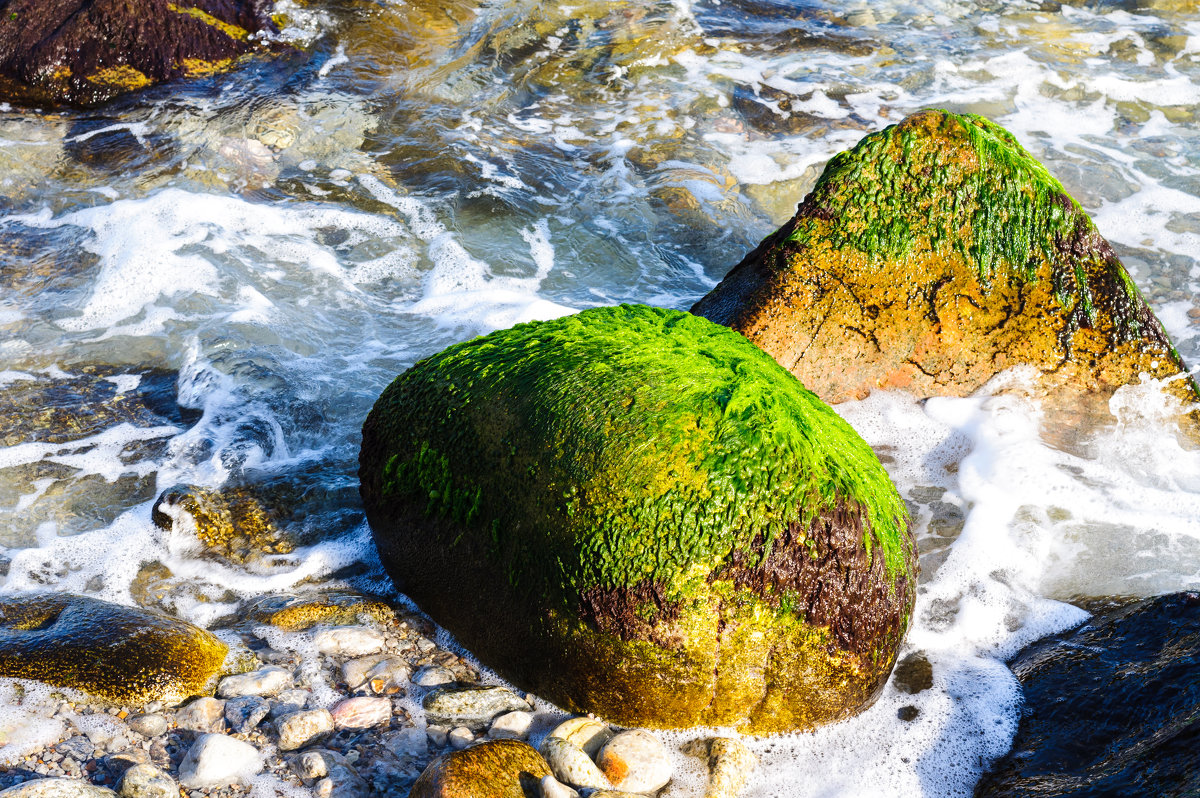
[383, 727, 429, 758]
[224, 695, 271, 733]
[596, 730, 672, 794]
[0, 594, 227, 705]
[543, 717, 613, 759]
[0, 0, 282, 108]
[489, 710, 534, 740]
[539, 737, 610, 791]
[422, 686, 532, 732]
[342, 654, 409, 694]
[538, 776, 579, 798]
[270, 689, 311, 719]
[293, 751, 328, 782]
[117, 764, 176, 798]
[977, 592, 1200, 796]
[409, 738, 552, 798]
[447, 727, 474, 750]
[175, 697, 227, 734]
[151, 483, 298, 565]
[360, 305, 917, 733]
[105, 749, 153, 773]
[330, 696, 391, 731]
[126, 714, 168, 738]
[217, 666, 292, 698]
[177, 733, 262, 789]
[412, 665, 456, 687]
[692, 110, 1199, 416]
[276, 709, 335, 751]
[236, 591, 397, 632]
[684, 738, 758, 798]
[313, 626, 386, 657]
[56, 736, 94, 761]
[0, 779, 116, 798]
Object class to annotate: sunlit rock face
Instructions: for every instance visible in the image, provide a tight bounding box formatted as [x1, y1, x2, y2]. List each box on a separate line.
[692, 110, 1198, 414]
[0, 0, 283, 107]
[360, 304, 917, 733]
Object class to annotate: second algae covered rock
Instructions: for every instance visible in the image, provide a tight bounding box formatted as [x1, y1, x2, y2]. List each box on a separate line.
[360, 304, 917, 732]
[692, 110, 1196, 408]
[0, 594, 228, 705]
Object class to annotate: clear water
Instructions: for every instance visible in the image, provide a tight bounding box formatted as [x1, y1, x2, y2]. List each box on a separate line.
[2, 0, 1200, 794]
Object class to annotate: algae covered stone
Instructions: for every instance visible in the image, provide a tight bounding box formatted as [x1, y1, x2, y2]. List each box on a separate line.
[410, 739, 551, 798]
[359, 304, 917, 732]
[692, 109, 1197, 409]
[0, 594, 227, 705]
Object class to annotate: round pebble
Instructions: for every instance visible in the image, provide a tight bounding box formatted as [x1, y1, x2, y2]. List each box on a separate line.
[330, 697, 391, 731]
[117, 765, 176, 798]
[489, 710, 533, 740]
[177, 734, 262, 789]
[447, 727, 474, 750]
[125, 715, 167, 738]
[410, 665, 455, 687]
[540, 737, 611, 791]
[224, 695, 271, 734]
[596, 730, 672, 794]
[0, 779, 117, 798]
[276, 709, 335, 751]
[217, 666, 292, 698]
[175, 697, 226, 734]
[313, 626, 385, 657]
[545, 717, 613, 758]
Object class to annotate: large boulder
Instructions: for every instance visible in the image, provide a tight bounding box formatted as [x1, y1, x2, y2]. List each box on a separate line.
[0, 594, 228, 704]
[692, 110, 1197, 410]
[359, 304, 917, 732]
[410, 739, 551, 798]
[0, 0, 281, 107]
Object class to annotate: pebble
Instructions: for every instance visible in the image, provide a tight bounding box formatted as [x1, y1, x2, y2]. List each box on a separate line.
[703, 738, 758, 798]
[175, 698, 226, 734]
[489, 710, 534, 740]
[269, 689, 311, 719]
[55, 737, 94, 762]
[117, 765, 176, 798]
[0, 779, 117, 798]
[596, 730, 672, 793]
[313, 626, 385, 657]
[177, 734, 262, 789]
[539, 737, 611, 791]
[125, 715, 167, 738]
[545, 716, 613, 758]
[539, 776, 580, 798]
[330, 696, 391, 731]
[292, 751, 328, 782]
[105, 750, 151, 774]
[276, 709, 335, 751]
[447, 727, 474, 750]
[217, 666, 292, 698]
[410, 665, 455, 687]
[426, 726, 449, 748]
[381, 727, 427, 758]
[224, 696, 271, 734]
[422, 685, 531, 731]
[341, 655, 409, 694]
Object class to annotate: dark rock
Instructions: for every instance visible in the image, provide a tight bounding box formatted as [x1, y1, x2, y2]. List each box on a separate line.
[976, 592, 1200, 796]
[409, 739, 550, 798]
[224, 696, 270, 733]
[0, 0, 282, 107]
[360, 304, 918, 733]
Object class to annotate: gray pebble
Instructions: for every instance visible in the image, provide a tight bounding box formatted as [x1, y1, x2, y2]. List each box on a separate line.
[225, 695, 271, 734]
[217, 666, 292, 698]
[0, 778, 117, 798]
[54, 738, 93, 762]
[270, 689, 311, 720]
[175, 697, 226, 734]
[422, 685, 531, 731]
[275, 709, 335, 751]
[410, 665, 455, 687]
[117, 765, 176, 798]
[125, 715, 167, 739]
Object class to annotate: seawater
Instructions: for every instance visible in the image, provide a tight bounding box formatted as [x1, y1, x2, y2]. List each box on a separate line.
[2, 0, 1200, 795]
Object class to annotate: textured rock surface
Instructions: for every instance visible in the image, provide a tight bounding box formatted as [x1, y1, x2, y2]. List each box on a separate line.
[276, 709, 335, 751]
[692, 110, 1198, 412]
[0, 0, 281, 107]
[0, 780, 116, 798]
[596, 730, 671, 793]
[409, 739, 551, 798]
[178, 734, 262, 789]
[0, 594, 227, 705]
[423, 686, 532, 733]
[360, 304, 917, 732]
[117, 764, 177, 798]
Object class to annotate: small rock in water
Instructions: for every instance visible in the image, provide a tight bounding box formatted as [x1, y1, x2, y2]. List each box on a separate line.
[126, 715, 168, 738]
[422, 685, 531, 731]
[270, 689, 311, 719]
[225, 695, 271, 734]
[217, 666, 292, 698]
[177, 734, 262, 789]
[538, 776, 580, 798]
[596, 730, 672, 793]
[292, 751, 328, 782]
[276, 709, 335, 751]
[313, 626, 385, 657]
[342, 655, 409, 694]
[330, 696, 391, 731]
[426, 726, 449, 748]
[544, 717, 613, 758]
[684, 738, 758, 798]
[105, 750, 151, 774]
[488, 710, 533, 740]
[0, 779, 117, 798]
[409, 739, 551, 798]
[410, 665, 456, 687]
[447, 727, 474, 750]
[117, 764, 177, 798]
[539, 737, 611, 791]
[175, 697, 226, 734]
[55, 736, 94, 761]
[382, 727, 428, 758]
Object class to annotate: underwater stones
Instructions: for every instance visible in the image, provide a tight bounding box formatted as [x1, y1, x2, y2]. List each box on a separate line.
[0, 594, 227, 705]
[178, 733, 262, 789]
[360, 304, 917, 732]
[409, 739, 552, 798]
[0, 0, 281, 108]
[692, 110, 1198, 411]
[276, 709, 335, 751]
[217, 665, 291, 698]
[422, 686, 532, 732]
[151, 483, 298, 565]
[237, 591, 398, 632]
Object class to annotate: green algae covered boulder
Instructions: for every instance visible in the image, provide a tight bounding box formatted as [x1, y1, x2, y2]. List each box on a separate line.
[692, 109, 1198, 412]
[410, 739, 551, 798]
[359, 304, 917, 732]
[0, 594, 228, 705]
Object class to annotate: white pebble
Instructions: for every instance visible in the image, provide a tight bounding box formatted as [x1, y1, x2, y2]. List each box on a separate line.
[178, 734, 262, 789]
[540, 737, 611, 791]
[539, 775, 580, 798]
[313, 626, 386, 657]
[597, 730, 672, 793]
[330, 697, 391, 731]
[448, 726, 474, 749]
[276, 709, 335, 751]
[545, 716, 613, 758]
[217, 666, 292, 698]
[489, 710, 534, 740]
[410, 664, 455, 687]
[292, 751, 328, 782]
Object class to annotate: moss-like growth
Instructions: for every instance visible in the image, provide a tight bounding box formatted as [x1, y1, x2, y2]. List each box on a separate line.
[0, 594, 228, 705]
[692, 110, 1197, 410]
[234, 591, 398, 632]
[410, 739, 552, 798]
[0, 0, 283, 107]
[360, 304, 917, 732]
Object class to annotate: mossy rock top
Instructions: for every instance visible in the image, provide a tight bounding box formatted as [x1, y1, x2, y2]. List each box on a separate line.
[410, 739, 551, 798]
[693, 109, 1196, 408]
[360, 304, 917, 731]
[0, 593, 228, 704]
[0, 0, 281, 107]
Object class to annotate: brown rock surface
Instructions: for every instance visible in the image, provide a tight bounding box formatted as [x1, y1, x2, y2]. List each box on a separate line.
[409, 739, 550, 798]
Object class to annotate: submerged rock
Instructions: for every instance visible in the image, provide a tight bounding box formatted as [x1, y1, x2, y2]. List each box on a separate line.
[0, 0, 282, 108]
[692, 110, 1198, 412]
[409, 739, 551, 798]
[976, 592, 1200, 797]
[235, 590, 398, 631]
[0, 594, 227, 705]
[360, 304, 917, 732]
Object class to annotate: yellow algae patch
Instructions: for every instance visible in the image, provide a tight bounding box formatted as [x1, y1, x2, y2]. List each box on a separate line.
[180, 57, 236, 77]
[86, 65, 152, 90]
[168, 3, 249, 40]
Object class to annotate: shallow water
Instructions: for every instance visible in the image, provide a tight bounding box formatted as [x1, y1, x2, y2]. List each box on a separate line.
[1, 0, 1200, 795]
